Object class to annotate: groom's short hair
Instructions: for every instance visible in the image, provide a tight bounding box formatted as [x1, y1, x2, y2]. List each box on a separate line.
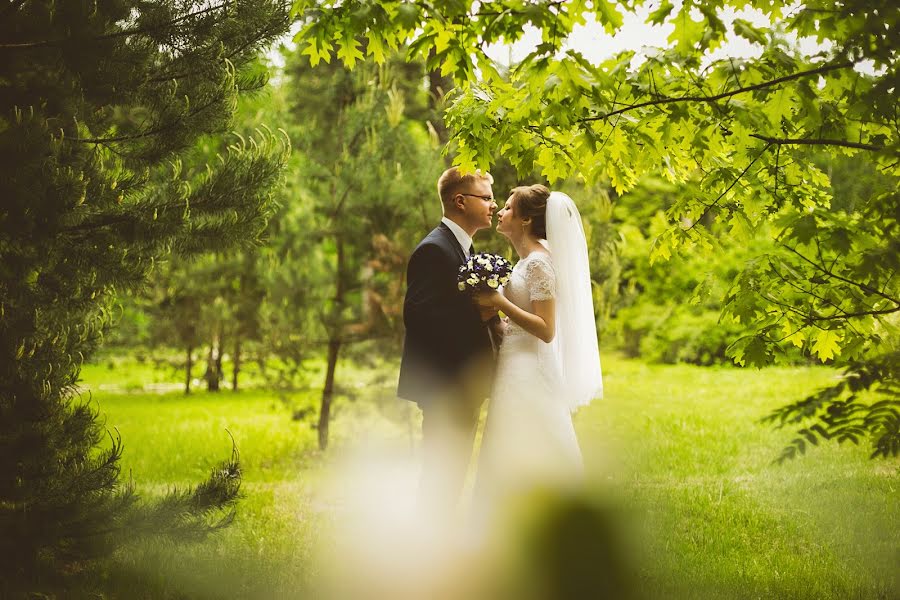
[438, 167, 494, 206]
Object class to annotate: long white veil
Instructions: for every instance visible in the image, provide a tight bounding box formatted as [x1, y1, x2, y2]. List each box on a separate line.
[545, 191, 603, 411]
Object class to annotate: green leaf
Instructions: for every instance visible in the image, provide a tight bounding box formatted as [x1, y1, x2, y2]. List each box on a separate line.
[594, 0, 623, 34]
[728, 335, 772, 368]
[394, 2, 422, 32]
[669, 7, 705, 54]
[433, 24, 453, 54]
[733, 19, 767, 45]
[649, 230, 674, 264]
[366, 32, 386, 63]
[781, 319, 806, 349]
[336, 32, 364, 69]
[536, 145, 567, 183]
[648, 0, 674, 25]
[785, 215, 818, 244]
[812, 329, 842, 362]
[300, 34, 333, 67]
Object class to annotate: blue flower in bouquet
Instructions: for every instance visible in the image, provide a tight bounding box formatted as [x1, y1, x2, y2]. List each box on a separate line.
[457, 252, 513, 292]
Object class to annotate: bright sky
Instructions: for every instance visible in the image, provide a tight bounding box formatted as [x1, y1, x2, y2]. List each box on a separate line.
[270, 3, 856, 77]
[481, 3, 829, 68]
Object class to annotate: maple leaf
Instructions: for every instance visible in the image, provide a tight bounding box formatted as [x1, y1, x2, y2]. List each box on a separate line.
[812, 329, 842, 362]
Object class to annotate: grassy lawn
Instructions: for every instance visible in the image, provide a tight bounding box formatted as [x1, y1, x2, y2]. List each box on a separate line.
[77, 355, 898, 599]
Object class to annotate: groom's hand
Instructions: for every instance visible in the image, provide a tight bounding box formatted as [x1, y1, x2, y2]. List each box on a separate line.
[478, 305, 499, 322]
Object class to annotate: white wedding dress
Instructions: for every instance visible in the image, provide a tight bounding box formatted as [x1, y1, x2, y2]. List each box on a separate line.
[472, 252, 584, 522]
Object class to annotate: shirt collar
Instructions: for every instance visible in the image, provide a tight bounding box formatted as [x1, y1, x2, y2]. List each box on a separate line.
[441, 217, 473, 257]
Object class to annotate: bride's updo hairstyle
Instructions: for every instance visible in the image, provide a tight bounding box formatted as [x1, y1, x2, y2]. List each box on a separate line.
[511, 184, 551, 239]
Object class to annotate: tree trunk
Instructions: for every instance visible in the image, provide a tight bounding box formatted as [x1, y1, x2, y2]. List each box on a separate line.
[185, 345, 193, 395]
[232, 337, 241, 392]
[318, 337, 341, 450]
[427, 52, 453, 149]
[205, 334, 220, 392]
[317, 235, 345, 450]
[216, 329, 225, 389]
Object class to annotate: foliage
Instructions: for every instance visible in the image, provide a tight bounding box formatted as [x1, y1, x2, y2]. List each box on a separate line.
[615, 304, 741, 366]
[275, 47, 445, 448]
[108, 87, 293, 394]
[147, 248, 267, 393]
[0, 0, 290, 585]
[293, 0, 900, 458]
[607, 176, 768, 365]
[764, 351, 900, 461]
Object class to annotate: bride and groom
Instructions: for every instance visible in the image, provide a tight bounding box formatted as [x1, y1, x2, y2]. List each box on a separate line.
[397, 167, 603, 523]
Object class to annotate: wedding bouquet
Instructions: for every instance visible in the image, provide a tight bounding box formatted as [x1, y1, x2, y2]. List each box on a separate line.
[457, 252, 513, 292]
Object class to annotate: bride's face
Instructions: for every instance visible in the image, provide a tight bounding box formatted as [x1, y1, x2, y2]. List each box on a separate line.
[496, 194, 520, 238]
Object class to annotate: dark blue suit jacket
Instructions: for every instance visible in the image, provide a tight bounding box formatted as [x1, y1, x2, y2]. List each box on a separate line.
[397, 223, 494, 405]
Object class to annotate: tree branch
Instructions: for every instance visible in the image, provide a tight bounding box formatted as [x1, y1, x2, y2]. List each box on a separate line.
[769, 260, 897, 325]
[750, 134, 891, 153]
[784, 245, 900, 305]
[687, 142, 772, 229]
[67, 96, 224, 145]
[817, 306, 900, 320]
[578, 61, 857, 123]
[475, 0, 566, 18]
[146, 18, 286, 85]
[0, 3, 230, 49]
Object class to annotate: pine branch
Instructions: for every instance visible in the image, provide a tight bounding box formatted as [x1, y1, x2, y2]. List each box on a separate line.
[0, 3, 231, 49]
[147, 22, 284, 84]
[68, 96, 224, 145]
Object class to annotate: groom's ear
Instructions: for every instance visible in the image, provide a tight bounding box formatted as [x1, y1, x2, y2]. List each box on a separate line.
[454, 194, 466, 211]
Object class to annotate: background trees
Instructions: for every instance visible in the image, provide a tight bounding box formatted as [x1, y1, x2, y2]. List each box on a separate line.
[0, 0, 291, 586]
[294, 0, 899, 459]
[280, 49, 444, 448]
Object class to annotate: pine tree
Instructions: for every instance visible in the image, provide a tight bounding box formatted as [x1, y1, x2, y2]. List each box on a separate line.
[0, 0, 291, 588]
[280, 50, 442, 449]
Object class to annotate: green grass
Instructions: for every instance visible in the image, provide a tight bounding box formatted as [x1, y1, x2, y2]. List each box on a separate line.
[76, 356, 898, 599]
[586, 360, 898, 599]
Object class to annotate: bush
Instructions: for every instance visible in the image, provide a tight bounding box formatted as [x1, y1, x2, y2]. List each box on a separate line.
[614, 304, 748, 366]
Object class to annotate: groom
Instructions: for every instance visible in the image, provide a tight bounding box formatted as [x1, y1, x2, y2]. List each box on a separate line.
[398, 166, 499, 516]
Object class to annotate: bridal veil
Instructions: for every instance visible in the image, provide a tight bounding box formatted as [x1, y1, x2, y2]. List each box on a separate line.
[545, 192, 603, 410]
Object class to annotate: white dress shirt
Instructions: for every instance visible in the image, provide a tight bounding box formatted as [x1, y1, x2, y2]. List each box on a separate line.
[441, 217, 473, 257]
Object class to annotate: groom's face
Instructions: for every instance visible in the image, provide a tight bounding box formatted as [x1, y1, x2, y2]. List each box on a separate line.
[459, 180, 496, 231]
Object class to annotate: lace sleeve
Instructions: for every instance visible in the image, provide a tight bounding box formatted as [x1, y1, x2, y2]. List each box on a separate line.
[524, 254, 556, 301]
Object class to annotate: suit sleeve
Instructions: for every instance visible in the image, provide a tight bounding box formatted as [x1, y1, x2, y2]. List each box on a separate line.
[404, 242, 475, 333]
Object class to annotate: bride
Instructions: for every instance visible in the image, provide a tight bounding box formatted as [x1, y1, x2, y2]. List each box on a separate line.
[472, 184, 603, 520]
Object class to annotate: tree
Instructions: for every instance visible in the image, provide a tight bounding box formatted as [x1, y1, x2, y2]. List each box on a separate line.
[604, 175, 760, 365]
[0, 1, 290, 587]
[294, 0, 899, 459]
[149, 258, 207, 394]
[280, 48, 444, 449]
